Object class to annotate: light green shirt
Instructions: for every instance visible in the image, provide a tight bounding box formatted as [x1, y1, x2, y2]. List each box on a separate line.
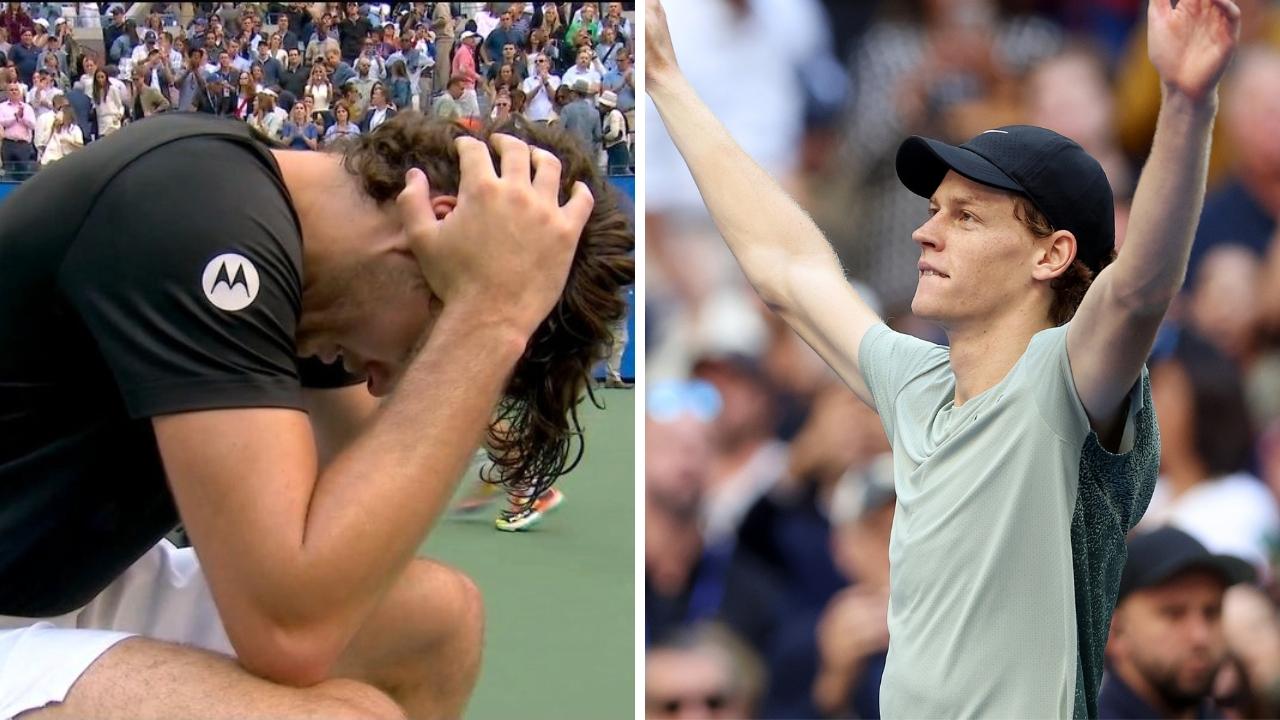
[434, 94, 462, 122]
[860, 322, 1154, 719]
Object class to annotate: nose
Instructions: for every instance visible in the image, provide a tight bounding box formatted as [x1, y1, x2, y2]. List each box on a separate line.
[912, 212, 944, 252]
[1185, 610, 1218, 649]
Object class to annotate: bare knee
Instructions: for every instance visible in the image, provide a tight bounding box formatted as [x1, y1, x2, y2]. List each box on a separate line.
[405, 560, 486, 648]
[310, 678, 408, 720]
[443, 565, 485, 648]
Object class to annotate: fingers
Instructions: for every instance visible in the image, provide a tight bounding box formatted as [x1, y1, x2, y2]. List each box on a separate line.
[1212, 0, 1242, 26]
[1149, 0, 1172, 18]
[455, 135, 496, 195]
[396, 168, 437, 241]
[531, 146, 562, 199]
[492, 132, 531, 182]
[561, 180, 595, 230]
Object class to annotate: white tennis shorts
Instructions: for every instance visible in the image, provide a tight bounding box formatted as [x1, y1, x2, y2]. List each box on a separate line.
[0, 540, 232, 719]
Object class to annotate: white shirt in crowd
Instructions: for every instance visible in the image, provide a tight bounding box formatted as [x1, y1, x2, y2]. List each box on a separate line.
[41, 123, 83, 165]
[1141, 472, 1280, 576]
[94, 80, 128, 135]
[474, 10, 500, 38]
[561, 66, 602, 96]
[33, 108, 57, 151]
[519, 73, 560, 122]
[367, 105, 391, 132]
[26, 85, 63, 122]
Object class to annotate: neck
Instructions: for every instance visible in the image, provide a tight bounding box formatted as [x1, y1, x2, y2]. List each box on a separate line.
[269, 149, 380, 297]
[945, 308, 1052, 405]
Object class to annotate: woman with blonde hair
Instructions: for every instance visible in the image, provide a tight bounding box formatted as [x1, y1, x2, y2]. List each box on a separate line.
[40, 100, 83, 167]
[267, 33, 287, 64]
[304, 61, 333, 113]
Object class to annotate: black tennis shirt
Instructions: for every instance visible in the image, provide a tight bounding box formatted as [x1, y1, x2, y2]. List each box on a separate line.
[0, 113, 356, 617]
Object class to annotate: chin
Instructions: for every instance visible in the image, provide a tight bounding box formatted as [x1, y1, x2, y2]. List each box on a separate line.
[910, 292, 946, 323]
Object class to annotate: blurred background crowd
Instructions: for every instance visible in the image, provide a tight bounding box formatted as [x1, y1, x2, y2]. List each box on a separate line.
[646, 0, 1280, 717]
[0, 1, 634, 179]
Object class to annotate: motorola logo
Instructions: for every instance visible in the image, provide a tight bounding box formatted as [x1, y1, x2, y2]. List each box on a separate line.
[202, 253, 261, 312]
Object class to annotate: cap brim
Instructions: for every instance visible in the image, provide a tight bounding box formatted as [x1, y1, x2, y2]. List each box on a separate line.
[896, 136, 1024, 199]
[1141, 554, 1256, 593]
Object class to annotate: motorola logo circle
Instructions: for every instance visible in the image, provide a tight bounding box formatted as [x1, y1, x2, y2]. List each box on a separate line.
[202, 253, 261, 312]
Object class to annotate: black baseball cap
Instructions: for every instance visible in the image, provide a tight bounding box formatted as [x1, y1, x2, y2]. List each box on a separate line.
[895, 125, 1115, 274]
[1118, 526, 1255, 601]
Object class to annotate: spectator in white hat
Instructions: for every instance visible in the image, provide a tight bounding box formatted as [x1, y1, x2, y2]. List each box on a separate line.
[450, 30, 480, 118]
[559, 79, 601, 165]
[599, 89, 628, 174]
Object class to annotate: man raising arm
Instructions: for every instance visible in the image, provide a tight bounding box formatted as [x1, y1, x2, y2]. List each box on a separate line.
[647, 0, 1239, 716]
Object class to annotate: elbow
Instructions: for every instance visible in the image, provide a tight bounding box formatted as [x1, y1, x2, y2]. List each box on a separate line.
[229, 599, 355, 681]
[231, 617, 350, 688]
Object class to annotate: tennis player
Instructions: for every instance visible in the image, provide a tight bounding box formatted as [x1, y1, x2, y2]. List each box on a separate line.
[647, 0, 1239, 715]
[0, 111, 633, 718]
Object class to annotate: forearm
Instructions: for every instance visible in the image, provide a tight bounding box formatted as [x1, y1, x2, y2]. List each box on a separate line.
[1110, 90, 1217, 307]
[270, 302, 526, 628]
[647, 70, 843, 307]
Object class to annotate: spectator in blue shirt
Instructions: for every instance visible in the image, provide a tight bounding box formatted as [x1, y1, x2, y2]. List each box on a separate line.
[602, 48, 633, 115]
[11, 28, 40, 86]
[595, 26, 625, 74]
[108, 20, 137, 66]
[484, 10, 524, 67]
[281, 101, 319, 150]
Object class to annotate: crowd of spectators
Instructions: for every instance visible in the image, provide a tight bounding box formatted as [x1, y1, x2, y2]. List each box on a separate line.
[646, 0, 1280, 718]
[0, 2, 633, 180]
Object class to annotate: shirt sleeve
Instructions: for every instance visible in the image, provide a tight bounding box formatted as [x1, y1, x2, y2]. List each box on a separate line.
[59, 137, 309, 419]
[1023, 324, 1145, 455]
[857, 323, 949, 444]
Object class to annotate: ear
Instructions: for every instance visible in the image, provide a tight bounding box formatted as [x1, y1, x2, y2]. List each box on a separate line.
[430, 194, 457, 220]
[1031, 229, 1077, 282]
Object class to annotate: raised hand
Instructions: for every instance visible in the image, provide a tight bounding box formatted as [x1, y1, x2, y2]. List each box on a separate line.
[1148, 0, 1242, 103]
[396, 135, 594, 336]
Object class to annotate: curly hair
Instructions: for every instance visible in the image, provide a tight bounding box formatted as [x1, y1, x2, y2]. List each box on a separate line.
[1012, 197, 1115, 326]
[338, 112, 635, 496]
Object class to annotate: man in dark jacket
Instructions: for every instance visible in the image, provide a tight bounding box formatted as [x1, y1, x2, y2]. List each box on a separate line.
[337, 2, 371, 63]
[194, 73, 233, 117]
[1098, 528, 1255, 719]
[277, 46, 308, 99]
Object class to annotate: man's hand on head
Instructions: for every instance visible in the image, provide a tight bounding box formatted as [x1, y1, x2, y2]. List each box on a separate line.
[1148, 0, 1241, 105]
[396, 134, 594, 338]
